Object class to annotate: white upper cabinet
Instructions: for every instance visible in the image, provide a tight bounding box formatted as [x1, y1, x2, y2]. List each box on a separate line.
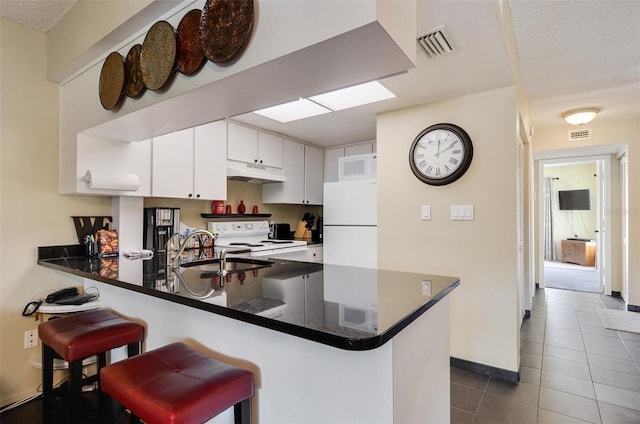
[152, 121, 226, 200]
[227, 122, 283, 169]
[323, 142, 376, 182]
[263, 139, 323, 204]
[194, 121, 227, 200]
[304, 144, 324, 204]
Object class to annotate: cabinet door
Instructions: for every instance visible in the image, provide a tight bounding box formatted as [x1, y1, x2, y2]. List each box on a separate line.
[304, 144, 324, 204]
[227, 122, 258, 163]
[345, 143, 374, 156]
[152, 128, 194, 198]
[194, 121, 227, 200]
[258, 131, 284, 169]
[323, 147, 344, 183]
[262, 138, 304, 203]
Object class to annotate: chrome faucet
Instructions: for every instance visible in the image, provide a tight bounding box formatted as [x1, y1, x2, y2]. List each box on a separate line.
[166, 229, 217, 269]
[219, 249, 228, 275]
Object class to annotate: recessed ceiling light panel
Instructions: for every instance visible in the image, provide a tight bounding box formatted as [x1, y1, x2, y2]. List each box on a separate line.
[310, 81, 396, 111]
[254, 98, 332, 123]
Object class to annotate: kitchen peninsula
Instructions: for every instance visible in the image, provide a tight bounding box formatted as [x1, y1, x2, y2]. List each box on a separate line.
[38, 246, 458, 422]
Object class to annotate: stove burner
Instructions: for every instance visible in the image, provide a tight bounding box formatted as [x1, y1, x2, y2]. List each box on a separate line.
[229, 242, 249, 246]
[260, 240, 293, 244]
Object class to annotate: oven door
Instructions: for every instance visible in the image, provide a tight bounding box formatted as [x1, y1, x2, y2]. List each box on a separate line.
[250, 246, 309, 260]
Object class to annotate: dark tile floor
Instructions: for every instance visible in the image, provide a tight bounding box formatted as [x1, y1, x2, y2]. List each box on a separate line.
[451, 287, 640, 423]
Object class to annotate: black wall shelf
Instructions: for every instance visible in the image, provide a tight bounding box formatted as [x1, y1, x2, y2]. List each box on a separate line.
[201, 213, 272, 219]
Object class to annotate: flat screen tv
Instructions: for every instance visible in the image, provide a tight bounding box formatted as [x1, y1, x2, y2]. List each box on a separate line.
[558, 189, 591, 210]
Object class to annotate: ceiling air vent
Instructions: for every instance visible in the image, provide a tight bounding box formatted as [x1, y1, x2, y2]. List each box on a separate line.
[569, 128, 591, 141]
[417, 25, 456, 58]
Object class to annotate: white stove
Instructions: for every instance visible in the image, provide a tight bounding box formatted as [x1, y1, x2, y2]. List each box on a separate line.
[208, 220, 307, 257]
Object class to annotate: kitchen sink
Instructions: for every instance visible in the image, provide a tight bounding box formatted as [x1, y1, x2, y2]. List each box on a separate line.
[180, 257, 273, 273]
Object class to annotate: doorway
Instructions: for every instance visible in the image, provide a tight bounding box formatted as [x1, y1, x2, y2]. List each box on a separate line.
[537, 154, 612, 295]
[542, 160, 601, 292]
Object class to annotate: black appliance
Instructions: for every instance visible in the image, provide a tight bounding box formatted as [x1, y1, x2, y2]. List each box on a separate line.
[313, 217, 323, 242]
[269, 223, 292, 240]
[143, 207, 180, 253]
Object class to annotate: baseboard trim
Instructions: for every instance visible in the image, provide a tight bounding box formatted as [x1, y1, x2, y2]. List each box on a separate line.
[450, 357, 519, 384]
[628, 304, 640, 312]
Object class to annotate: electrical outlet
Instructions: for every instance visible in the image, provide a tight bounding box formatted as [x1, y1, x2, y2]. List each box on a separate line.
[24, 329, 38, 349]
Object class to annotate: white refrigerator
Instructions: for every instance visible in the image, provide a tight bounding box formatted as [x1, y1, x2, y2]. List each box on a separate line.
[322, 179, 377, 268]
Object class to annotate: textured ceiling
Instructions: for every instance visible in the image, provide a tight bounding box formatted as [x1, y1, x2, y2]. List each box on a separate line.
[0, 0, 76, 32]
[509, 0, 640, 128]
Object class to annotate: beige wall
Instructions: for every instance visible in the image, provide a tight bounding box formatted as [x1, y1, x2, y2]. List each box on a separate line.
[377, 86, 521, 372]
[533, 116, 640, 306]
[145, 180, 322, 232]
[0, 18, 112, 406]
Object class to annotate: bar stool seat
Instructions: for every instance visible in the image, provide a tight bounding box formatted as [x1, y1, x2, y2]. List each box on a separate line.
[101, 342, 254, 424]
[38, 309, 144, 423]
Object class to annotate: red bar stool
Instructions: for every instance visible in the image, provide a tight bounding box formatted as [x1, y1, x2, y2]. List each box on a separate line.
[101, 342, 254, 424]
[38, 309, 144, 423]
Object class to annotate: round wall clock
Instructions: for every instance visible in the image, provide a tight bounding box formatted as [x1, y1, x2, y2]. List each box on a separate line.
[409, 123, 473, 186]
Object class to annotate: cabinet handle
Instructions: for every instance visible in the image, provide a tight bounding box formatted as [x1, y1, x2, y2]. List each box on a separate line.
[196, 194, 201, 198]
[254, 159, 258, 163]
[259, 159, 263, 164]
[188, 193, 193, 198]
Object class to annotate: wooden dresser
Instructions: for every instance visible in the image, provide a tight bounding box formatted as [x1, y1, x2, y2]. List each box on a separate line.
[561, 239, 596, 266]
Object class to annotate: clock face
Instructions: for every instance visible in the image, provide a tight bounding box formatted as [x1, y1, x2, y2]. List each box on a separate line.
[409, 123, 473, 186]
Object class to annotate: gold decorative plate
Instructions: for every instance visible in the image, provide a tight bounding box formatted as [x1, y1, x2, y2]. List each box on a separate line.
[140, 21, 176, 90]
[99, 52, 125, 110]
[124, 44, 145, 98]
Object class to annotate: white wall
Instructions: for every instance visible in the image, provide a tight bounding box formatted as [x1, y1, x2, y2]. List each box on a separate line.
[377, 86, 521, 372]
[0, 18, 112, 406]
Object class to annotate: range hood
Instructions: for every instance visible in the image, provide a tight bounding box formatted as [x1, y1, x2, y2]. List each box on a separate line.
[227, 161, 287, 184]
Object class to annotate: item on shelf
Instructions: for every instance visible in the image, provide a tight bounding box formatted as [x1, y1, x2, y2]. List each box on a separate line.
[212, 200, 225, 214]
[237, 200, 246, 214]
[226, 205, 232, 214]
[252, 205, 259, 214]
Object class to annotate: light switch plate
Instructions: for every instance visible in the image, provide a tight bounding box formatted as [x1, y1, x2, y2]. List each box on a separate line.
[422, 280, 432, 296]
[421, 205, 431, 220]
[451, 205, 474, 221]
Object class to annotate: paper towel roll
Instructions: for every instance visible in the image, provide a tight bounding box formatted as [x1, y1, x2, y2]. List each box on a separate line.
[83, 170, 140, 191]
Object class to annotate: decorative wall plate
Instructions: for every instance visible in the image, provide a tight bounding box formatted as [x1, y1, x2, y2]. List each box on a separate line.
[199, 0, 254, 63]
[98, 52, 125, 110]
[140, 21, 176, 90]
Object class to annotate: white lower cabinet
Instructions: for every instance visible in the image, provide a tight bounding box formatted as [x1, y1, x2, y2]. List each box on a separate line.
[263, 139, 323, 204]
[152, 121, 226, 200]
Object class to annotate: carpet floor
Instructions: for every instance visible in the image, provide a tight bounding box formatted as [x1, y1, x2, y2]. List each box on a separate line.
[544, 260, 600, 293]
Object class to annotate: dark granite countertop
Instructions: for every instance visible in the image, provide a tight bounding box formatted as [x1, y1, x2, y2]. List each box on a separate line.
[37, 245, 459, 351]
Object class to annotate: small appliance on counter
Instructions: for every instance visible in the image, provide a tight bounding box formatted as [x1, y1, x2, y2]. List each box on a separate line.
[143, 207, 180, 253]
[269, 223, 292, 240]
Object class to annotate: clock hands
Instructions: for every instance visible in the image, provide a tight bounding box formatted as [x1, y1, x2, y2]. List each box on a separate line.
[438, 139, 460, 156]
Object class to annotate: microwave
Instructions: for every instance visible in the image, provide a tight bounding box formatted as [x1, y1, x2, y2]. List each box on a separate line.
[339, 153, 377, 181]
[339, 304, 378, 334]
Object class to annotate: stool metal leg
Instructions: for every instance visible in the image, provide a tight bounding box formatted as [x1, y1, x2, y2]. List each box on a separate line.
[42, 343, 55, 423]
[234, 398, 251, 424]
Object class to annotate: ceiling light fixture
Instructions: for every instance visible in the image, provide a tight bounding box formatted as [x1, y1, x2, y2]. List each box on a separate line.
[253, 98, 331, 123]
[561, 107, 600, 125]
[253, 81, 396, 123]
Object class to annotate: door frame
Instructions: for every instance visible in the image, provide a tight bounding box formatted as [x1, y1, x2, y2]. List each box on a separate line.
[533, 144, 624, 295]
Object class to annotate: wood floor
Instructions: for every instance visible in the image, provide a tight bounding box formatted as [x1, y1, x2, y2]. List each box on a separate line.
[0, 390, 132, 424]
